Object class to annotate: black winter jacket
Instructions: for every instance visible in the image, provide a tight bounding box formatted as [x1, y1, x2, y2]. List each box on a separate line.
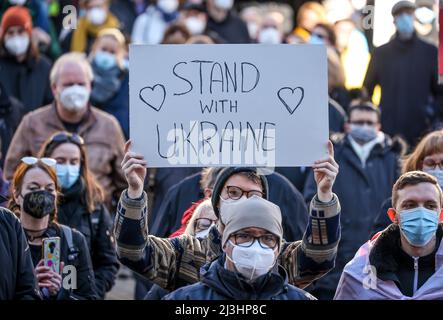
[163, 255, 315, 300]
[58, 179, 119, 298]
[0, 208, 40, 300]
[363, 33, 443, 146]
[28, 223, 98, 300]
[0, 54, 53, 113]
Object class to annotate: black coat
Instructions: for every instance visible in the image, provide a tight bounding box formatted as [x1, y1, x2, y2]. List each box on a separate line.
[28, 223, 98, 300]
[0, 82, 25, 167]
[58, 179, 119, 298]
[0, 54, 53, 113]
[0, 208, 40, 300]
[304, 134, 404, 297]
[150, 171, 309, 242]
[363, 33, 443, 146]
[164, 255, 314, 300]
[207, 12, 250, 44]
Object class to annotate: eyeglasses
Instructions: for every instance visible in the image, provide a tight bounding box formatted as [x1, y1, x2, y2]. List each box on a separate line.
[49, 132, 84, 146]
[21, 157, 56, 167]
[230, 233, 279, 249]
[195, 218, 217, 233]
[350, 120, 377, 126]
[225, 186, 264, 200]
[422, 159, 443, 170]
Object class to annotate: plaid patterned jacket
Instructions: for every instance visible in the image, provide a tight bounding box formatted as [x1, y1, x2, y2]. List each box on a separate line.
[114, 190, 341, 291]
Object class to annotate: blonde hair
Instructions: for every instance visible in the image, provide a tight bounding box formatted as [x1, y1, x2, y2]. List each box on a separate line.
[91, 28, 127, 69]
[296, 2, 327, 28]
[184, 199, 216, 235]
[50, 52, 94, 85]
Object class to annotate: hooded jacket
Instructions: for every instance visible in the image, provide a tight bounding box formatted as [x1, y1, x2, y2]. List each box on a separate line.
[163, 255, 315, 300]
[335, 224, 443, 300]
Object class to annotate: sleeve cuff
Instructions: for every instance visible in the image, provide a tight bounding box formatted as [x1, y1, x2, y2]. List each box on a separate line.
[120, 189, 148, 220]
[310, 193, 340, 218]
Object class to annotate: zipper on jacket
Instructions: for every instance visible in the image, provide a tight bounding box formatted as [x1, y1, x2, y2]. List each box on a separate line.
[413, 256, 419, 295]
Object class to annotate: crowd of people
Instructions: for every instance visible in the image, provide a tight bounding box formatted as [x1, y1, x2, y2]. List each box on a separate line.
[0, 0, 443, 301]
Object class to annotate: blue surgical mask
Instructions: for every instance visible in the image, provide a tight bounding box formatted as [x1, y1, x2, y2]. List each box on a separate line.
[395, 13, 415, 39]
[56, 164, 80, 189]
[399, 207, 439, 247]
[349, 124, 378, 143]
[424, 169, 443, 189]
[94, 51, 117, 70]
[309, 34, 325, 45]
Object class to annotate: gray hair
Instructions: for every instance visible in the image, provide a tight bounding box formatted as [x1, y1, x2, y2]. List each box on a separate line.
[50, 52, 94, 86]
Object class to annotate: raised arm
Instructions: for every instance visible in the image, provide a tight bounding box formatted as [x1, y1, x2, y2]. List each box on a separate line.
[280, 141, 341, 288]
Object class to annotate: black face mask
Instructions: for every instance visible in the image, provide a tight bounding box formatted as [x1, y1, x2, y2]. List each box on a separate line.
[22, 190, 55, 219]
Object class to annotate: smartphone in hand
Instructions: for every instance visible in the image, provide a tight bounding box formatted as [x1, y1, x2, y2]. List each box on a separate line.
[42, 237, 61, 274]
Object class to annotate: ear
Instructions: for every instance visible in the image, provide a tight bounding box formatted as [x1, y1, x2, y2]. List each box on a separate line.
[12, 190, 21, 206]
[203, 188, 212, 199]
[344, 122, 351, 133]
[439, 210, 443, 222]
[51, 82, 58, 98]
[375, 123, 381, 131]
[387, 208, 398, 224]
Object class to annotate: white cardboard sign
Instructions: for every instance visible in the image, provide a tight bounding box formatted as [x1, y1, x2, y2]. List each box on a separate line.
[129, 44, 329, 167]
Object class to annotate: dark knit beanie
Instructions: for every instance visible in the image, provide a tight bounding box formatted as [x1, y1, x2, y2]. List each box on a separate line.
[211, 167, 269, 218]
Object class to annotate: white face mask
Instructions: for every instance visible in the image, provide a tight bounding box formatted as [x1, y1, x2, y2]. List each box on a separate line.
[157, 0, 179, 14]
[195, 227, 212, 239]
[59, 85, 90, 112]
[227, 240, 276, 281]
[5, 35, 30, 56]
[258, 27, 281, 44]
[87, 7, 107, 25]
[185, 17, 206, 35]
[214, 0, 233, 10]
[247, 22, 259, 39]
[8, 0, 27, 5]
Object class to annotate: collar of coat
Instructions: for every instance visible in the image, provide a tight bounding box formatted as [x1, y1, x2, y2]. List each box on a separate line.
[369, 223, 443, 275]
[330, 132, 407, 158]
[46, 102, 98, 135]
[200, 254, 291, 299]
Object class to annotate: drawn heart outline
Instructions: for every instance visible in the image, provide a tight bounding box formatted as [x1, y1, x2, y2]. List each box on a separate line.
[139, 84, 166, 112]
[277, 86, 305, 115]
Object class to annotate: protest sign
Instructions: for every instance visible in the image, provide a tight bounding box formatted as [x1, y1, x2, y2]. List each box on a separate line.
[129, 44, 328, 167]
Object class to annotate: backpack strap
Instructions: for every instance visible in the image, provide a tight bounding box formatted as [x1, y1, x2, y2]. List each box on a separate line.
[60, 225, 79, 264]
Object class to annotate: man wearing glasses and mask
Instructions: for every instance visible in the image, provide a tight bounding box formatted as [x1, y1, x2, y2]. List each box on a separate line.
[164, 196, 316, 300]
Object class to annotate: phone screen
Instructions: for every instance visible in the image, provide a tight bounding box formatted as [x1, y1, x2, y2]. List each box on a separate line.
[43, 237, 61, 274]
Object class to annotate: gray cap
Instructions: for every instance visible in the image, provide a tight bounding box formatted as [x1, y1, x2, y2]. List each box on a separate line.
[392, 1, 417, 16]
[221, 196, 283, 247]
